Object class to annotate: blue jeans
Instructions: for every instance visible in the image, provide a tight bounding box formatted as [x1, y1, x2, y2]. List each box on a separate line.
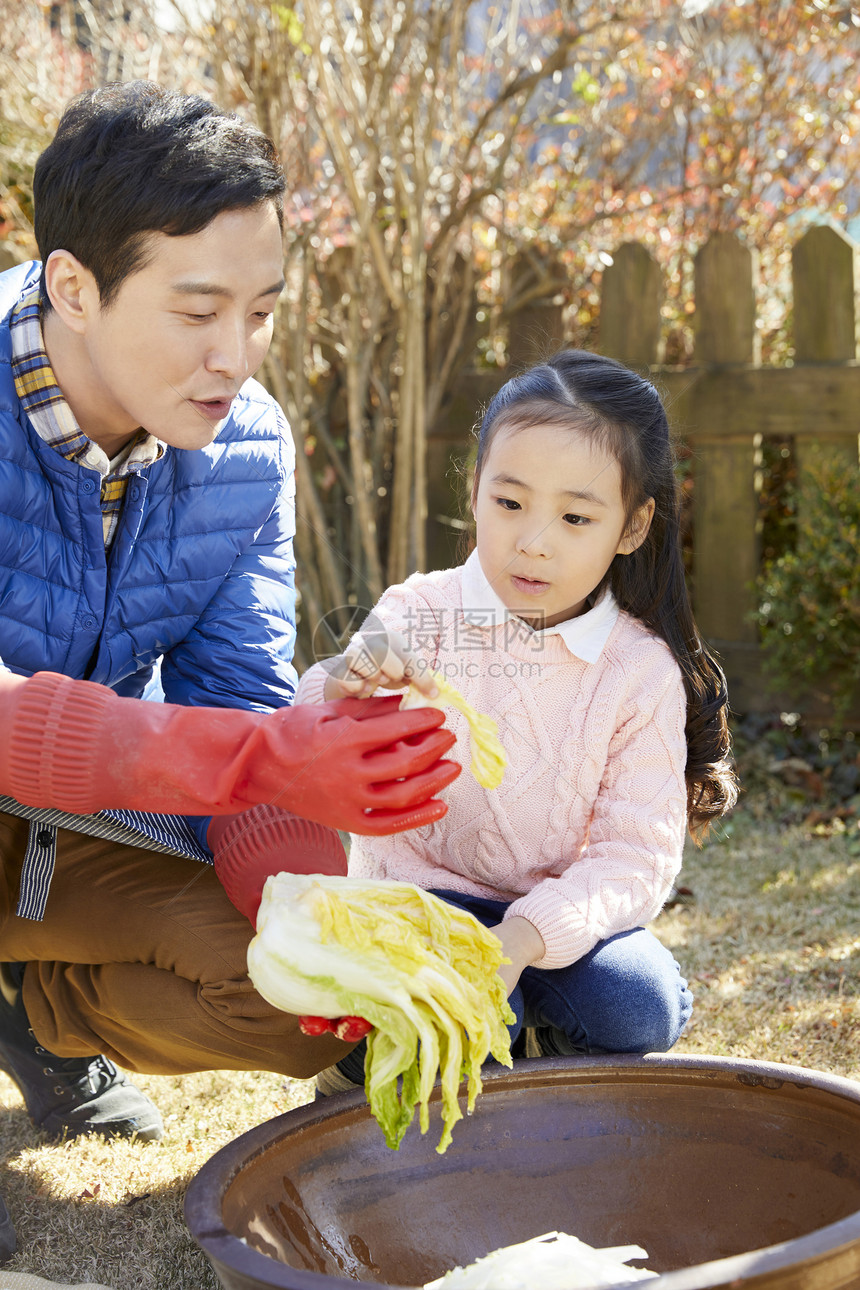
[334, 888, 692, 1084]
[434, 891, 693, 1056]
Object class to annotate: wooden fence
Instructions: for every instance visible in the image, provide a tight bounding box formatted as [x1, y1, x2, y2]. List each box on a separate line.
[428, 225, 860, 718]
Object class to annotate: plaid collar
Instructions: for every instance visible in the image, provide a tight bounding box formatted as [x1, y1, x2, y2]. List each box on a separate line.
[9, 286, 164, 545]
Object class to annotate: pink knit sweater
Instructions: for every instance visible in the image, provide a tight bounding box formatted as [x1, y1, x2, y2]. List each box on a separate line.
[296, 561, 688, 970]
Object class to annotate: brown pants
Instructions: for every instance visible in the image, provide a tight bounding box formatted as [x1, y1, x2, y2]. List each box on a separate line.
[0, 812, 348, 1078]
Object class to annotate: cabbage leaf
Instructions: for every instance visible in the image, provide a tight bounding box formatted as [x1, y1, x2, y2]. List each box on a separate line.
[247, 873, 515, 1152]
[424, 1232, 657, 1289]
[400, 672, 507, 789]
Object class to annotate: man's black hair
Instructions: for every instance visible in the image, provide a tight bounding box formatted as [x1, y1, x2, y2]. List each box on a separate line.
[34, 80, 285, 309]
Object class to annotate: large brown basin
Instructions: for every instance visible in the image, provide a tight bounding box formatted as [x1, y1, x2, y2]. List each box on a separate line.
[185, 1054, 860, 1290]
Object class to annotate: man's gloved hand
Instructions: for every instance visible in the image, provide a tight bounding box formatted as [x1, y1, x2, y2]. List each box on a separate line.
[222, 694, 460, 832]
[208, 807, 373, 1040]
[298, 1015, 373, 1042]
[1, 673, 461, 835]
[209, 805, 347, 924]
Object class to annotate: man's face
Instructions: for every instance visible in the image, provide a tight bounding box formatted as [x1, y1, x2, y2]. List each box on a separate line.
[76, 202, 284, 453]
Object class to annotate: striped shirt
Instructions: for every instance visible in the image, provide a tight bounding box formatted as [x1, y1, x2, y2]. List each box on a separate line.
[4, 284, 207, 920]
[0, 795, 210, 921]
[9, 287, 164, 546]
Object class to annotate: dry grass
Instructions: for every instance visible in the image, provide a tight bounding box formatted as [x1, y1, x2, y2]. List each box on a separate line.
[1, 1121, 202, 1288]
[0, 1070, 316, 1289]
[659, 807, 859, 1077]
[1, 799, 858, 1289]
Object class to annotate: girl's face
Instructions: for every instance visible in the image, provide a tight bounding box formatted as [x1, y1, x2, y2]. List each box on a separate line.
[472, 421, 653, 628]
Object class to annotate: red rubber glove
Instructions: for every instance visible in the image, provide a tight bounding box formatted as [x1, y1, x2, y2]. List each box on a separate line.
[0, 672, 461, 834]
[298, 1015, 373, 1042]
[209, 806, 373, 1041]
[209, 805, 348, 923]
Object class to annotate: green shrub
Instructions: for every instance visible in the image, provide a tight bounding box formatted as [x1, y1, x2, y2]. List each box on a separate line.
[754, 455, 860, 729]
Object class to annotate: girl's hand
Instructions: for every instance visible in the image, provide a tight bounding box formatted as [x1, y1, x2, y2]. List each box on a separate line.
[492, 916, 546, 996]
[322, 626, 439, 702]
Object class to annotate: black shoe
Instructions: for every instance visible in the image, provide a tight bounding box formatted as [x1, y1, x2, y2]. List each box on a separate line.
[0, 1193, 15, 1265]
[0, 963, 163, 1142]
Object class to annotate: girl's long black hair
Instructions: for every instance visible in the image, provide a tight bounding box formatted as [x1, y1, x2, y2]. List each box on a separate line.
[473, 348, 738, 837]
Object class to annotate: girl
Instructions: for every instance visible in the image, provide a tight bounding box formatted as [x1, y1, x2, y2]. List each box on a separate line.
[297, 349, 738, 1084]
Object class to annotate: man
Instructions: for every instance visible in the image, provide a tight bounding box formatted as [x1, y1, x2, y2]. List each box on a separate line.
[0, 82, 459, 1263]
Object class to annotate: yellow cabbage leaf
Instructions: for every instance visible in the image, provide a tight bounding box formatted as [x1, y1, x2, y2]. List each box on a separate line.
[401, 671, 506, 789]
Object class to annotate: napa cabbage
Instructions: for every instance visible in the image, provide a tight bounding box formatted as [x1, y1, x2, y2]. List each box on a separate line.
[425, 1232, 656, 1289]
[247, 873, 514, 1153]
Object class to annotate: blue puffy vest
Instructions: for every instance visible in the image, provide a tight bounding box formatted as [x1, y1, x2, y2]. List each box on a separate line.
[0, 261, 298, 711]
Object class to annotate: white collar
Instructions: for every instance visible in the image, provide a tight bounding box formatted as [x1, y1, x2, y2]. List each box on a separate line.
[460, 549, 620, 663]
